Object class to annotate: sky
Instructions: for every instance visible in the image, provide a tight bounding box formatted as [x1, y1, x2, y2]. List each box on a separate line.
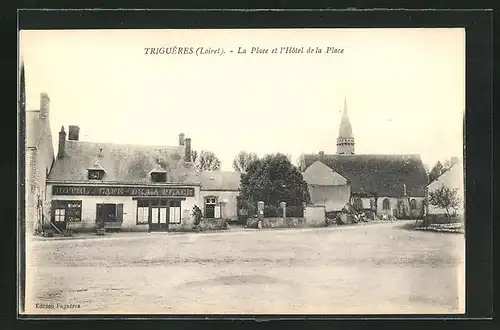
[19, 28, 465, 171]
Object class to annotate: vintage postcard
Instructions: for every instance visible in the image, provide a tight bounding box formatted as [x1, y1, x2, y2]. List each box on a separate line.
[19, 28, 465, 315]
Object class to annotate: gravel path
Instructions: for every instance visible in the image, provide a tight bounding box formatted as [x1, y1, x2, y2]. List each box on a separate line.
[24, 221, 465, 315]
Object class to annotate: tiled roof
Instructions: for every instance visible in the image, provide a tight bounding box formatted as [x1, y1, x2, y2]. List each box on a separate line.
[199, 171, 241, 191]
[302, 160, 347, 186]
[48, 140, 200, 185]
[302, 154, 428, 197]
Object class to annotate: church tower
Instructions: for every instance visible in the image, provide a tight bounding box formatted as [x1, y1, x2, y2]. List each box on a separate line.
[336, 97, 355, 155]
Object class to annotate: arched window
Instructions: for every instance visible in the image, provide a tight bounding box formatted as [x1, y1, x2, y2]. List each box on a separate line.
[410, 198, 417, 210]
[382, 198, 390, 210]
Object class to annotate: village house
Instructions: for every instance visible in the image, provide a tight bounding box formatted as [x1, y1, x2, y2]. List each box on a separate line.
[302, 160, 350, 213]
[44, 127, 242, 233]
[300, 98, 429, 219]
[199, 171, 241, 221]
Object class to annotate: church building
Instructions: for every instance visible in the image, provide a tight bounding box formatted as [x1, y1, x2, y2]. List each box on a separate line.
[300, 98, 429, 219]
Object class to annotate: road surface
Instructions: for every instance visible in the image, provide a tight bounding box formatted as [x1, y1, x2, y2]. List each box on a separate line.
[24, 221, 465, 315]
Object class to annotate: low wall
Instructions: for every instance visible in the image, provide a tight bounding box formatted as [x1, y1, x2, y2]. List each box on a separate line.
[199, 218, 228, 231]
[246, 215, 326, 229]
[246, 217, 304, 229]
[425, 214, 464, 225]
[304, 206, 326, 227]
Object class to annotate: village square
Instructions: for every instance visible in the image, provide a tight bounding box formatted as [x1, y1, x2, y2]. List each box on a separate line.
[19, 28, 465, 315]
[23, 83, 465, 315]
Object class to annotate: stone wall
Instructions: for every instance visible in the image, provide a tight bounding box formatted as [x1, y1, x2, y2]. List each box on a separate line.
[200, 218, 228, 231]
[246, 217, 305, 229]
[304, 206, 326, 227]
[425, 214, 464, 225]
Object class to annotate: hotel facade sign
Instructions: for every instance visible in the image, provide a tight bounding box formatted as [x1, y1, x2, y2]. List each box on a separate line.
[52, 185, 195, 197]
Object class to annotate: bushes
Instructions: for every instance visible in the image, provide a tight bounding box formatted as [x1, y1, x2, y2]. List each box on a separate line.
[264, 205, 280, 217]
[286, 205, 304, 217]
[192, 205, 202, 230]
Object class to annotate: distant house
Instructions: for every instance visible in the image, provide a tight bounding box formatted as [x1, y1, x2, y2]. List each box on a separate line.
[199, 171, 241, 220]
[302, 160, 350, 212]
[426, 160, 464, 216]
[299, 98, 429, 219]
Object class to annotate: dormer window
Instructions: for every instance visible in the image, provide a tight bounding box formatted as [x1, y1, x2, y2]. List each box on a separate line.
[87, 162, 106, 180]
[150, 167, 167, 183]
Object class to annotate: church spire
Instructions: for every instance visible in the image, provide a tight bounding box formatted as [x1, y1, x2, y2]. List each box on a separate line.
[339, 96, 353, 138]
[336, 96, 355, 155]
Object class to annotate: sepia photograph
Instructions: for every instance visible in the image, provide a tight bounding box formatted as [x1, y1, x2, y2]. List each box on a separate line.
[19, 27, 465, 315]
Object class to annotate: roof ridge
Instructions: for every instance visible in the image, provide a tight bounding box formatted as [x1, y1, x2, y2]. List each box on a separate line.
[66, 139, 184, 150]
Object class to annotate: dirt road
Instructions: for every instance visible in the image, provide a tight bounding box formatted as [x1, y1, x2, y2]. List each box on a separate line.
[24, 221, 465, 315]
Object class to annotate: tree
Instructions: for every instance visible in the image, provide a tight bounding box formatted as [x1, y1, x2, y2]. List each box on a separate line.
[428, 161, 444, 183]
[191, 150, 198, 163]
[192, 205, 202, 230]
[232, 151, 259, 173]
[239, 153, 311, 208]
[296, 156, 306, 172]
[195, 150, 221, 171]
[428, 185, 461, 218]
[428, 158, 460, 183]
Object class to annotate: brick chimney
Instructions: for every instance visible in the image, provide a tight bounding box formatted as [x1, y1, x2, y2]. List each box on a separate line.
[179, 133, 185, 146]
[184, 138, 192, 162]
[40, 93, 50, 120]
[58, 126, 66, 158]
[68, 125, 80, 141]
[319, 151, 325, 161]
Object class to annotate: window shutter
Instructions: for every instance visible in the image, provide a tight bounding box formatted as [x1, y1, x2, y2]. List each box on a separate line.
[96, 204, 103, 222]
[116, 203, 124, 223]
[214, 205, 221, 219]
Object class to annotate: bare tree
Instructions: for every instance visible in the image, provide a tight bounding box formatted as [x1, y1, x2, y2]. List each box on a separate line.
[442, 157, 459, 172]
[191, 150, 198, 163]
[196, 150, 221, 171]
[232, 151, 259, 173]
[428, 185, 461, 218]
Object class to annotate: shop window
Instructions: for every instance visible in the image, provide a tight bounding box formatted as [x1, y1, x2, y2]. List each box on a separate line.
[96, 203, 123, 223]
[136, 200, 149, 224]
[382, 198, 390, 210]
[51, 200, 82, 223]
[169, 200, 181, 224]
[410, 198, 417, 210]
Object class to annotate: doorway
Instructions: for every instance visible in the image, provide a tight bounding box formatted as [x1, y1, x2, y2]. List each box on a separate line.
[149, 199, 169, 232]
[205, 197, 217, 218]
